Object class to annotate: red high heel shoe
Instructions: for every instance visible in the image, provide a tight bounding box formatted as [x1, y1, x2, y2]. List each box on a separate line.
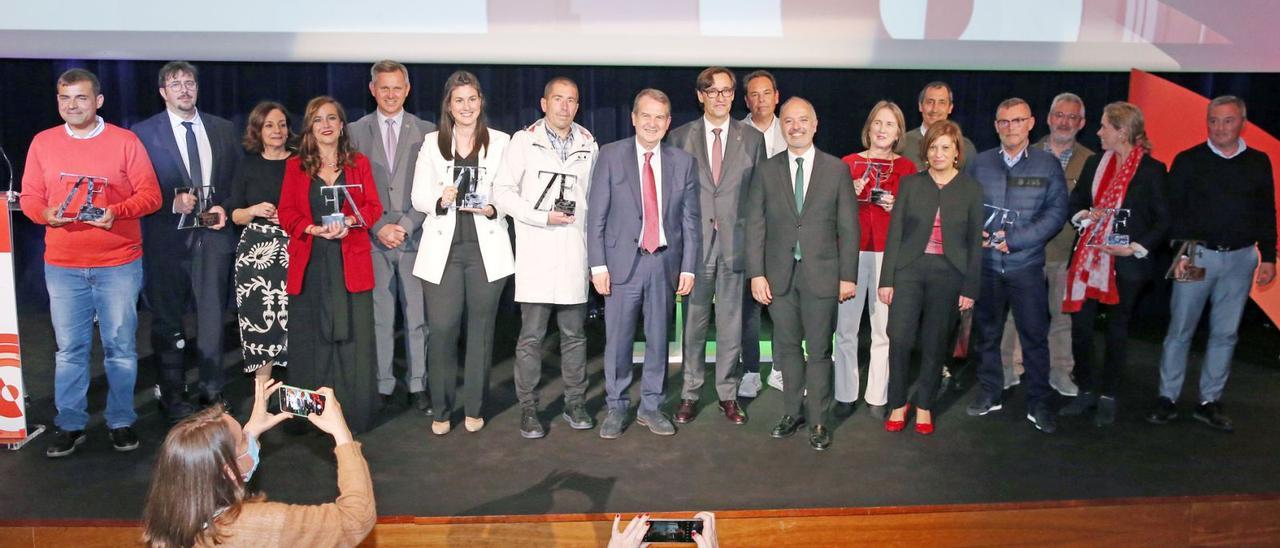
[885, 404, 910, 432]
[914, 410, 934, 435]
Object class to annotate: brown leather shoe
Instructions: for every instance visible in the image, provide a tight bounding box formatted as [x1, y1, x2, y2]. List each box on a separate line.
[719, 400, 748, 424]
[674, 399, 697, 423]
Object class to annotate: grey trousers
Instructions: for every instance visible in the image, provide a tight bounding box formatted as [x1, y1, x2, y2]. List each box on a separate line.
[372, 248, 427, 395]
[514, 302, 588, 410]
[680, 246, 745, 402]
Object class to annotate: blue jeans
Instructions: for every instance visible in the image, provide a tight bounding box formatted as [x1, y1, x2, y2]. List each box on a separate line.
[973, 264, 1053, 409]
[1159, 246, 1258, 403]
[45, 258, 144, 431]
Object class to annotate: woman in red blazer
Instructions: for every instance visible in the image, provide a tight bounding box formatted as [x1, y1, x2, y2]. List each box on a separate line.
[277, 96, 383, 433]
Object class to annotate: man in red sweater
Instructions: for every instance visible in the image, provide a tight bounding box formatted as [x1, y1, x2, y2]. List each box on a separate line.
[19, 69, 161, 458]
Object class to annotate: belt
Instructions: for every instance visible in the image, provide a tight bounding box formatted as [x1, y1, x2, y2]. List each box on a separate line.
[1198, 242, 1252, 253]
[639, 246, 667, 256]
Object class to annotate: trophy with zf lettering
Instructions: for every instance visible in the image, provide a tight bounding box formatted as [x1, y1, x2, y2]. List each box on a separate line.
[534, 171, 578, 215]
[451, 166, 488, 210]
[1085, 208, 1131, 247]
[983, 204, 1019, 247]
[175, 185, 220, 229]
[54, 173, 108, 222]
[854, 158, 894, 205]
[1166, 240, 1206, 282]
[318, 184, 368, 231]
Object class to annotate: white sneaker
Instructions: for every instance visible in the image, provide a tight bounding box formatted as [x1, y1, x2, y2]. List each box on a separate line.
[738, 372, 762, 398]
[767, 368, 785, 392]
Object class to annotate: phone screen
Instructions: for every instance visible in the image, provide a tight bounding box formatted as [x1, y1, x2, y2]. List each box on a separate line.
[642, 519, 703, 543]
[276, 385, 326, 417]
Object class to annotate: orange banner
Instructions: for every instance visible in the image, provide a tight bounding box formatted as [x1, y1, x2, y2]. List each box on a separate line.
[1128, 69, 1280, 324]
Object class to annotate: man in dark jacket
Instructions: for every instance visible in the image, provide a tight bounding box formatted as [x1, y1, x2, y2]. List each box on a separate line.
[964, 98, 1068, 433]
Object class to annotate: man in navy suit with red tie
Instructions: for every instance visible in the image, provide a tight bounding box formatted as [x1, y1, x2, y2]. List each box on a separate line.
[587, 88, 701, 440]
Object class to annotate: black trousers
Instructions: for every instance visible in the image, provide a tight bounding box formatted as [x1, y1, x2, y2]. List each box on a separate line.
[423, 241, 508, 419]
[1069, 273, 1147, 397]
[768, 265, 838, 427]
[886, 254, 963, 411]
[144, 231, 233, 403]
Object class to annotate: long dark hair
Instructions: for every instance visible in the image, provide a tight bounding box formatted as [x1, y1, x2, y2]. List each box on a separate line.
[436, 70, 490, 161]
[299, 95, 354, 177]
[242, 100, 297, 154]
[142, 405, 259, 548]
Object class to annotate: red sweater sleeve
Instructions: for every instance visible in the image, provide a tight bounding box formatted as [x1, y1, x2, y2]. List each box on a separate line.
[108, 133, 162, 219]
[19, 136, 50, 225]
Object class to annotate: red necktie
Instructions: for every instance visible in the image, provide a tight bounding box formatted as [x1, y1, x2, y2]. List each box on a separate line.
[641, 151, 660, 253]
[711, 128, 723, 185]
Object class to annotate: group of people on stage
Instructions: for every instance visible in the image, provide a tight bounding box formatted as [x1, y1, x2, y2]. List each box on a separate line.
[20, 60, 1275, 458]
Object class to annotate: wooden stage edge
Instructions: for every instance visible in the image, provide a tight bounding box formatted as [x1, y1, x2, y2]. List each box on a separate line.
[2, 493, 1278, 546]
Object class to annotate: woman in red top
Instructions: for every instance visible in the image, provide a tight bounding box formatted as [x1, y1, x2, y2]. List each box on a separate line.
[833, 101, 917, 419]
[277, 96, 383, 434]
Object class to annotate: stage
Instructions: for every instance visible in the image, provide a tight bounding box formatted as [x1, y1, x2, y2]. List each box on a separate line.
[1, 306, 1278, 530]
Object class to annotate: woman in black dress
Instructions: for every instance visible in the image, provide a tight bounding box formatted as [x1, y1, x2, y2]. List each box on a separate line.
[277, 96, 382, 433]
[228, 101, 294, 376]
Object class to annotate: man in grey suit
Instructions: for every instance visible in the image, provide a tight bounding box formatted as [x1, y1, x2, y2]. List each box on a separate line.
[347, 60, 436, 413]
[588, 88, 701, 440]
[667, 66, 766, 425]
[746, 97, 858, 451]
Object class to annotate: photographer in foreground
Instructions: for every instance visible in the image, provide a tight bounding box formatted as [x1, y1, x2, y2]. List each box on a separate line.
[141, 378, 375, 547]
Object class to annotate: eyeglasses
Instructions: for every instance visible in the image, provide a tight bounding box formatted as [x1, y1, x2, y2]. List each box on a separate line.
[701, 87, 734, 99]
[996, 117, 1031, 129]
[1050, 112, 1083, 122]
[165, 80, 198, 91]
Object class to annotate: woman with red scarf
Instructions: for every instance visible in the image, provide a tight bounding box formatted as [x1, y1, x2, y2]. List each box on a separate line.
[833, 101, 918, 419]
[1060, 102, 1170, 426]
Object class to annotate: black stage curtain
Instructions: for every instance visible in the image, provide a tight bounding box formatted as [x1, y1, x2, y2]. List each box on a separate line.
[3, 58, 1278, 310]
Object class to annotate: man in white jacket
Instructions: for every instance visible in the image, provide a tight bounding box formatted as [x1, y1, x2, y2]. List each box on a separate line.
[493, 77, 599, 439]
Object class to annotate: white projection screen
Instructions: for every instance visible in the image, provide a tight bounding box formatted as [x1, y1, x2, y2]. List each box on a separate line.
[2, 0, 1277, 72]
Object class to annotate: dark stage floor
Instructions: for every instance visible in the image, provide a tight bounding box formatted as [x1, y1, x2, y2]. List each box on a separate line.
[2, 308, 1279, 521]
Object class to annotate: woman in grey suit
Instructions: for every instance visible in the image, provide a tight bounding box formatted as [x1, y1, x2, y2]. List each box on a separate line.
[878, 120, 985, 435]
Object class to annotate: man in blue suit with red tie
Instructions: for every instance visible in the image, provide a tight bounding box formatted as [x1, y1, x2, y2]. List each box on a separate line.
[587, 88, 702, 440]
[132, 61, 241, 423]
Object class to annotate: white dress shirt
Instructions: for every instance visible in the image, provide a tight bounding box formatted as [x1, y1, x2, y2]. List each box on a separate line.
[64, 116, 105, 140]
[703, 116, 729, 166]
[1208, 137, 1247, 159]
[787, 145, 816, 199]
[745, 113, 786, 158]
[167, 109, 212, 187]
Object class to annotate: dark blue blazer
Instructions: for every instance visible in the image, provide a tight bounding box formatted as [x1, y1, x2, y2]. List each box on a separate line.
[131, 110, 240, 253]
[587, 137, 701, 287]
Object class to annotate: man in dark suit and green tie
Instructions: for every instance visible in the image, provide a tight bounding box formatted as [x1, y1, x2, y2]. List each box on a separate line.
[745, 97, 859, 450]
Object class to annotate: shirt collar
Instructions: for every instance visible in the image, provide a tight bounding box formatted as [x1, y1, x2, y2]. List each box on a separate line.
[167, 109, 202, 129]
[1207, 137, 1247, 159]
[1000, 144, 1030, 166]
[787, 145, 815, 166]
[919, 124, 929, 137]
[65, 116, 105, 139]
[744, 114, 776, 133]
[636, 139, 660, 157]
[376, 109, 405, 128]
[704, 116, 730, 136]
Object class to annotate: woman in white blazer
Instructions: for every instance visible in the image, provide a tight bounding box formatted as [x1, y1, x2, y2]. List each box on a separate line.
[411, 70, 513, 435]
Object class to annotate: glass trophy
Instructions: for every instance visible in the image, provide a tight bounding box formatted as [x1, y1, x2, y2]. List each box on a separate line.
[54, 173, 108, 222]
[175, 185, 219, 229]
[451, 166, 488, 210]
[982, 204, 1019, 246]
[853, 158, 894, 205]
[318, 184, 368, 230]
[1166, 240, 1206, 281]
[534, 170, 579, 215]
[1085, 208, 1131, 247]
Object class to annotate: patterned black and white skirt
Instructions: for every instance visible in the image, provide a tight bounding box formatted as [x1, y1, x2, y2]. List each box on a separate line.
[234, 221, 290, 373]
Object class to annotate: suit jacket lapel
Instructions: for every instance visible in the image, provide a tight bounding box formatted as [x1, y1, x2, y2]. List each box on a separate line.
[661, 145, 677, 216]
[687, 119, 715, 193]
[720, 122, 747, 192]
[777, 155, 799, 221]
[623, 139, 643, 211]
[156, 118, 191, 187]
